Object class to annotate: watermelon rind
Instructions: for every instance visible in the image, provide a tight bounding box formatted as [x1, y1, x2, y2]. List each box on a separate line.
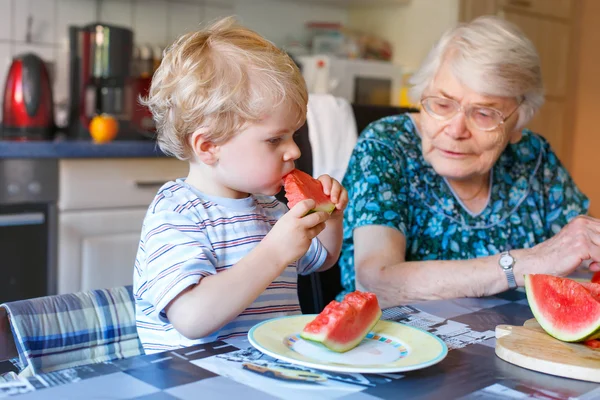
[306, 203, 336, 215]
[525, 274, 600, 342]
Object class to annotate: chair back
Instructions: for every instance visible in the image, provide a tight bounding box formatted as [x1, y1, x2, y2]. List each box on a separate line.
[0, 285, 143, 376]
[0, 307, 17, 362]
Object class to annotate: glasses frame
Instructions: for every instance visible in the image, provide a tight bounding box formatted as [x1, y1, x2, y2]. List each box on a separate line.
[420, 96, 522, 132]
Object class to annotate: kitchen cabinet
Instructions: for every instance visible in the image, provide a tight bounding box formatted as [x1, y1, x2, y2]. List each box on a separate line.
[58, 208, 147, 294]
[459, 0, 577, 164]
[298, 0, 409, 5]
[58, 158, 188, 294]
[498, 0, 573, 19]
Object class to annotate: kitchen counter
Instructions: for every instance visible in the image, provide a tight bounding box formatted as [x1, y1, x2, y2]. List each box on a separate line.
[0, 140, 169, 158]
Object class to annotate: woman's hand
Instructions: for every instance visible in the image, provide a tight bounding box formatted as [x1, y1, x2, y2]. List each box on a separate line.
[520, 216, 600, 280]
[317, 175, 349, 219]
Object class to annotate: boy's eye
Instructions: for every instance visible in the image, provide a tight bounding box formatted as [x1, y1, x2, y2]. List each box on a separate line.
[267, 137, 282, 145]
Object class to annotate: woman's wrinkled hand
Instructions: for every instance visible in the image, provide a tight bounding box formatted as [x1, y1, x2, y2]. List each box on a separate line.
[524, 216, 600, 278]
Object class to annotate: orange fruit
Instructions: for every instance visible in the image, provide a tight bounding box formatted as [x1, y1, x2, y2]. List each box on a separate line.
[89, 114, 119, 143]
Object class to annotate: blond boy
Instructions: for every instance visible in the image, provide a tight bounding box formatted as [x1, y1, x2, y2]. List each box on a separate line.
[133, 17, 348, 353]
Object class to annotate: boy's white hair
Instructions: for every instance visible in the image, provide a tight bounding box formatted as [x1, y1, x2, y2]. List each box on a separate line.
[409, 15, 544, 129]
[140, 17, 307, 160]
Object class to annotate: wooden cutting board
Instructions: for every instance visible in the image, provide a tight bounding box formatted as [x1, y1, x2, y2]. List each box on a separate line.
[495, 319, 600, 383]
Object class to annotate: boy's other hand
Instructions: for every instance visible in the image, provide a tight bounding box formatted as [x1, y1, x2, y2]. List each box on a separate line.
[265, 199, 329, 265]
[317, 175, 349, 219]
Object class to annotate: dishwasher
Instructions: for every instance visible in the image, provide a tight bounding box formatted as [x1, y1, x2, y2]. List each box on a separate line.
[0, 159, 58, 303]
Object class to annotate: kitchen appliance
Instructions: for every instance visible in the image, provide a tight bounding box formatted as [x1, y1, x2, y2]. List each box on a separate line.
[0, 159, 58, 303]
[1, 53, 55, 140]
[129, 44, 162, 136]
[68, 23, 135, 139]
[496, 319, 599, 383]
[297, 55, 403, 107]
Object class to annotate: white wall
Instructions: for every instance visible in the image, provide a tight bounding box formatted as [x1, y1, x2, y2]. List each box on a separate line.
[347, 0, 459, 72]
[0, 0, 348, 118]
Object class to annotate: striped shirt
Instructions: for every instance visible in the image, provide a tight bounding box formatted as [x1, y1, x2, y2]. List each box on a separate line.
[133, 179, 327, 354]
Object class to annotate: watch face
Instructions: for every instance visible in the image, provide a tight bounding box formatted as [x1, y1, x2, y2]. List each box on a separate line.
[499, 255, 512, 268]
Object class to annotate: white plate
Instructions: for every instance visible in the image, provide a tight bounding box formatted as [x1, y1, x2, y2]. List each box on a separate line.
[248, 314, 448, 374]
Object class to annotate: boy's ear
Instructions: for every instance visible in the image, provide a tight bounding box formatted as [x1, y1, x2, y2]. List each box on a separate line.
[190, 129, 219, 165]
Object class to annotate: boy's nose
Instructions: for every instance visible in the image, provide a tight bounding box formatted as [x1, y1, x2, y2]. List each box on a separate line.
[285, 141, 301, 161]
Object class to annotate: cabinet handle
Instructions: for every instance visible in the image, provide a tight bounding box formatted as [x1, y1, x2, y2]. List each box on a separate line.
[134, 181, 165, 189]
[0, 212, 45, 227]
[507, 0, 532, 7]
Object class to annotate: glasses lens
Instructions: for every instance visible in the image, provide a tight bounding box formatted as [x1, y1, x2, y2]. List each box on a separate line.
[468, 107, 502, 131]
[423, 97, 458, 119]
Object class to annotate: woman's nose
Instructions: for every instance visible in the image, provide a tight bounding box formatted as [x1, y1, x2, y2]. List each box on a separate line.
[444, 112, 470, 139]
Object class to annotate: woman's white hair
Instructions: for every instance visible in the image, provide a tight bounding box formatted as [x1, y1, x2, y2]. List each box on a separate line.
[409, 15, 544, 129]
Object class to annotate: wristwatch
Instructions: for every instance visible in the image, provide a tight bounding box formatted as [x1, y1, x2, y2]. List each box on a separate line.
[499, 251, 518, 289]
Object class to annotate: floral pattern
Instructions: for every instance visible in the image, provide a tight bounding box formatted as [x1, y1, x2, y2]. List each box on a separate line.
[338, 114, 589, 299]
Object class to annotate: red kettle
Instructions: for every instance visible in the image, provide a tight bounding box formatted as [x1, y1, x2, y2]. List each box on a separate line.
[1, 53, 54, 140]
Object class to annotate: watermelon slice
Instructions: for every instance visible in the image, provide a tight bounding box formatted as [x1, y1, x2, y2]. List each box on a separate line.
[584, 339, 600, 350]
[579, 281, 600, 302]
[300, 291, 382, 353]
[283, 170, 335, 214]
[525, 274, 600, 342]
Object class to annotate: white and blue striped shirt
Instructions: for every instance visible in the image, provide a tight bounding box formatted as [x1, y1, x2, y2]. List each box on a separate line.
[133, 179, 327, 354]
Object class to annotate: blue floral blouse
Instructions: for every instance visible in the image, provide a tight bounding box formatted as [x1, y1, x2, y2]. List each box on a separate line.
[338, 114, 589, 299]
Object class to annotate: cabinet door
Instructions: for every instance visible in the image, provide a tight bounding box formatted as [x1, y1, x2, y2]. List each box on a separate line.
[503, 11, 571, 98]
[460, 0, 499, 22]
[500, 0, 574, 19]
[58, 208, 147, 294]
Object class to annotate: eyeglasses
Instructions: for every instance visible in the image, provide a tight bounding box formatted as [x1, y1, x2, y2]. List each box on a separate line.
[420, 96, 521, 132]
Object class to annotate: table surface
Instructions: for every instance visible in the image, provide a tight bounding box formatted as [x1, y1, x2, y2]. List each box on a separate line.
[2, 288, 599, 400]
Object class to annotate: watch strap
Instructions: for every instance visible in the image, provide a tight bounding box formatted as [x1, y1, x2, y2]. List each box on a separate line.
[505, 265, 517, 289]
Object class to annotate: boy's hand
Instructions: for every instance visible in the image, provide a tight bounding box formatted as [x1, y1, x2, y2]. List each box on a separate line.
[317, 175, 349, 219]
[265, 199, 330, 266]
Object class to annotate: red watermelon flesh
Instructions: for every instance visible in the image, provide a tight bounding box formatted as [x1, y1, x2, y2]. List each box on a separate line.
[283, 170, 335, 214]
[592, 271, 600, 284]
[579, 281, 600, 302]
[585, 339, 600, 350]
[525, 274, 600, 342]
[300, 291, 382, 353]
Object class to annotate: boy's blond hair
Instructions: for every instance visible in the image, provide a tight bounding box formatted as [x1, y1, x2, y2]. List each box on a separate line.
[141, 17, 308, 160]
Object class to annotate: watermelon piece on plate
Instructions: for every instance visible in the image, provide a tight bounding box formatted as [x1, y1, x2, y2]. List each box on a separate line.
[584, 339, 600, 350]
[525, 274, 600, 342]
[283, 170, 335, 214]
[300, 291, 382, 353]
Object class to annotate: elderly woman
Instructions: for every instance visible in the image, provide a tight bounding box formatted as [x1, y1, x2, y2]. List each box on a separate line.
[338, 16, 600, 308]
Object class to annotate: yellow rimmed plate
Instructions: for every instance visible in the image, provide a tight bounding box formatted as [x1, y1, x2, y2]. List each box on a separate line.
[248, 315, 448, 374]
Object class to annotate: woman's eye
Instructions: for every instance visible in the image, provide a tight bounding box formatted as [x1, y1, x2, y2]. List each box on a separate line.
[474, 109, 494, 119]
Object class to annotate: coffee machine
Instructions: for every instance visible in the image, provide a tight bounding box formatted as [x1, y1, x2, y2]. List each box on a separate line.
[68, 23, 134, 139]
